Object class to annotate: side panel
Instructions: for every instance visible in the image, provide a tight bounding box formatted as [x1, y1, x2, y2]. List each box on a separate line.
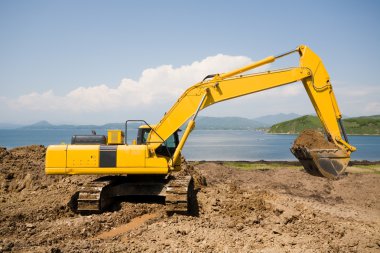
[100, 145, 117, 167]
[146, 156, 170, 170]
[45, 145, 67, 174]
[117, 145, 146, 168]
[107, 130, 124, 144]
[67, 145, 99, 168]
[45, 144, 169, 175]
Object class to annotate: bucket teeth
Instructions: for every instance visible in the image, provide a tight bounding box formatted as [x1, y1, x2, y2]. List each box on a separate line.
[291, 147, 350, 179]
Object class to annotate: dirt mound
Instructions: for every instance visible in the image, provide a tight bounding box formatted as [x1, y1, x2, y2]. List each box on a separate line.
[292, 129, 337, 149]
[0, 145, 50, 193]
[1, 146, 379, 252]
[179, 158, 207, 190]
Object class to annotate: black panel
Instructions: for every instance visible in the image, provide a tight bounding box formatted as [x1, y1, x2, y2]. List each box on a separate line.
[71, 135, 107, 145]
[99, 146, 117, 167]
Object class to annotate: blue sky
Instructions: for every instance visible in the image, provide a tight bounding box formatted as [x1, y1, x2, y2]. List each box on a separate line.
[0, 0, 379, 124]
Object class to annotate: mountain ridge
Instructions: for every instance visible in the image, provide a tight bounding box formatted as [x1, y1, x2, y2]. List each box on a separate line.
[3, 114, 379, 134]
[7, 113, 301, 130]
[268, 115, 380, 135]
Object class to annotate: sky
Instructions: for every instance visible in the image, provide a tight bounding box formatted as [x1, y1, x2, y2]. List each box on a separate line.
[0, 0, 379, 125]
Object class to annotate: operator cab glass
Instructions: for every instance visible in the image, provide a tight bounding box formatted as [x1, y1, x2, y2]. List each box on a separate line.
[137, 127, 180, 158]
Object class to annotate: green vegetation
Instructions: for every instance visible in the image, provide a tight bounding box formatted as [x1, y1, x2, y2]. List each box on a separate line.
[268, 115, 380, 135]
[17, 115, 380, 135]
[343, 115, 380, 135]
[268, 115, 323, 134]
[222, 161, 302, 170]
[222, 161, 380, 174]
[346, 165, 380, 174]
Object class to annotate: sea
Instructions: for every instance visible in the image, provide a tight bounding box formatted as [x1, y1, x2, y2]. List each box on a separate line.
[0, 129, 379, 161]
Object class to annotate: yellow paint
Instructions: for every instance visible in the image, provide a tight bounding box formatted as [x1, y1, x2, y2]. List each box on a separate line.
[63, 166, 167, 175]
[117, 145, 146, 167]
[45, 167, 67, 174]
[67, 145, 99, 168]
[45, 144, 169, 175]
[107, 130, 124, 145]
[45, 145, 67, 170]
[145, 156, 169, 173]
[149, 45, 355, 154]
[298, 45, 355, 152]
[170, 119, 195, 169]
[219, 56, 275, 79]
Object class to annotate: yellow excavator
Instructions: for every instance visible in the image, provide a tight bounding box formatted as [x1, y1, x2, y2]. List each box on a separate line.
[45, 45, 356, 213]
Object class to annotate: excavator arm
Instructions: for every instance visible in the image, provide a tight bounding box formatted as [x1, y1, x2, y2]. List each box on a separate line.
[148, 45, 355, 178]
[298, 45, 354, 151]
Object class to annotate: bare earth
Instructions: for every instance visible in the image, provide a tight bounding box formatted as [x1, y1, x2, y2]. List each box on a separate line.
[1, 146, 379, 253]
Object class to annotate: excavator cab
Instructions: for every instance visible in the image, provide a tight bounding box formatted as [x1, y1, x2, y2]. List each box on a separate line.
[136, 126, 150, 145]
[136, 125, 180, 158]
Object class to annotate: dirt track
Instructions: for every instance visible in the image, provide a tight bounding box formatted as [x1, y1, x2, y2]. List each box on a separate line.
[1, 146, 380, 252]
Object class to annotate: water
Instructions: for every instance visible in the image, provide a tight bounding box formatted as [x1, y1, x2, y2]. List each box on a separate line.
[0, 129, 379, 161]
[182, 130, 380, 161]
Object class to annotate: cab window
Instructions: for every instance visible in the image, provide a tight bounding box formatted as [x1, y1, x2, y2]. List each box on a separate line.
[164, 134, 176, 148]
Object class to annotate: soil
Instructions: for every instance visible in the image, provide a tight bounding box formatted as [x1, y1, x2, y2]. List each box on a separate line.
[1, 146, 380, 252]
[292, 129, 337, 149]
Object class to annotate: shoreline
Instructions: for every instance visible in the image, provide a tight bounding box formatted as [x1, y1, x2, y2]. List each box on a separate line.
[267, 132, 380, 136]
[2, 145, 379, 164]
[190, 160, 380, 165]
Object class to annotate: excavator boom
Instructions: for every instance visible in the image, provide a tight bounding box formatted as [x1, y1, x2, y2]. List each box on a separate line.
[146, 45, 355, 178]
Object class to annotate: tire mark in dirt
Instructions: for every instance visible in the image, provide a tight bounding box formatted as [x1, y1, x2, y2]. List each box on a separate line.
[95, 212, 160, 240]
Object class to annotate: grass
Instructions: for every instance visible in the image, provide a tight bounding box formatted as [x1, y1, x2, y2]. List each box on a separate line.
[221, 161, 302, 171]
[191, 161, 380, 175]
[354, 164, 380, 169]
[220, 161, 380, 174]
[346, 165, 380, 174]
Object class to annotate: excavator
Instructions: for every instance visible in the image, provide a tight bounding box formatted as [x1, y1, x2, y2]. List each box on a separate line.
[45, 45, 356, 214]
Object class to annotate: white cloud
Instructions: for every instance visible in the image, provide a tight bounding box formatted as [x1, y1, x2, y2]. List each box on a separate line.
[1, 54, 378, 124]
[332, 83, 380, 117]
[1, 54, 257, 123]
[364, 102, 380, 115]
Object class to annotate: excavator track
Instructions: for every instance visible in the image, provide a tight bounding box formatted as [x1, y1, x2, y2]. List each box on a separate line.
[76, 175, 194, 215]
[77, 178, 114, 213]
[165, 175, 193, 214]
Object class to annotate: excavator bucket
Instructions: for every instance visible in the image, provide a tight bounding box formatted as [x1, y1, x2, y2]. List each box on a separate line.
[291, 147, 350, 179]
[290, 129, 351, 179]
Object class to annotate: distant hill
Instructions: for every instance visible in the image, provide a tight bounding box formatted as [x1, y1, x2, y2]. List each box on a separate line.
[253, 113, 300, 126]
[20, 121, 129, 130]
[343, 115, 380, 135]
[196, 116, 264, 130]
[268, 115, 380, 135]
[13, 115, 380, 133]
[22, 120, 54, 129]
[268, 115, 322, 134]
[18, 117, 266, 131]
